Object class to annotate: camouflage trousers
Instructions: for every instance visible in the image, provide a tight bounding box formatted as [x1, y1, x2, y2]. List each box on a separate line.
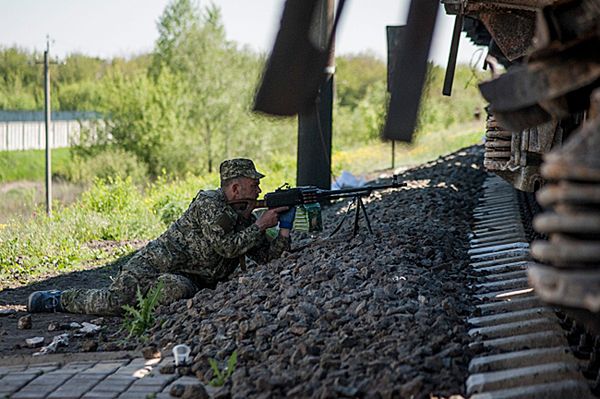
[61, 252, 197, 316]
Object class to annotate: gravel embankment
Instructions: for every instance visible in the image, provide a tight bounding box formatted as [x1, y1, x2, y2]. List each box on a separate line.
[144, 145, 487, 398]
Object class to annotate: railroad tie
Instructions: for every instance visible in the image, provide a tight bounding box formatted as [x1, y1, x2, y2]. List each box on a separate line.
[465, 175, 594, 399]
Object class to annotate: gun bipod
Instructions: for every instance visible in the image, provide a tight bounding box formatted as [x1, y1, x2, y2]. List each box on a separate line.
[329, 195, 373, 238]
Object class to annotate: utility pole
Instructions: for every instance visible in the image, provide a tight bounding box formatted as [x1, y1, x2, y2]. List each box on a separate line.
[44, 38, 52, 216]
[37, 36, 56, 216]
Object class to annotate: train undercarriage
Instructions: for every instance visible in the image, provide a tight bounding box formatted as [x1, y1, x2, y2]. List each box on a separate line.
[434, 4, 600, 395]
[250, 0, 599, 394]
[441, 0, 600, 332]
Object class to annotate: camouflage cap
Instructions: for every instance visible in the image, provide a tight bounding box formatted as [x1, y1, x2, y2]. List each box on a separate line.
[219, 158, 265, 181]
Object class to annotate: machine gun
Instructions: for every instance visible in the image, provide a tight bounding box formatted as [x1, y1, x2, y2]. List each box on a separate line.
[230, 175, 404, 236]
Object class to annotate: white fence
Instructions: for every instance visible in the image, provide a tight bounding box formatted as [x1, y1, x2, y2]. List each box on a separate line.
[0, 111, 102, 151]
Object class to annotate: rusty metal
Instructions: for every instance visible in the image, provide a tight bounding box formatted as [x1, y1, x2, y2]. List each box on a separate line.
[492, 105, 553, 133]
[442, 0, 600, 336]
[524, 120, 561, 155]
[542, 111, 600, 182]
[529, 263, 600, 312]
[537, 182, 600, 207]
[443, 0, 555, 15]
[486, 131, 513, 139]
[480, 55, 600, 129]
[479, 9, 537, 61]
[484, 113, 512, 170]
[484, 112, 559, 191]
[497, 167, 545, 193]
[532, 235, 600, 265]
[478, 0, 600, 132]
[529, 87, 600, 312]
[534, 213, 600, 235]
[443, 0, 552, 64]
[533, 0, 600, 51]
[382, 0, 438, 142]
[485, 140, 512, 149]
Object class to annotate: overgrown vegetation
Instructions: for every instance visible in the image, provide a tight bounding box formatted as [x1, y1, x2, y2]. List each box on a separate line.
[121, 282, 164, 339]
[0, 0, 488, 287]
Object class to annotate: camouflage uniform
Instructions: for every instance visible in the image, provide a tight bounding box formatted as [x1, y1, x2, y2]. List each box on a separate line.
[61, 159, 290, 315]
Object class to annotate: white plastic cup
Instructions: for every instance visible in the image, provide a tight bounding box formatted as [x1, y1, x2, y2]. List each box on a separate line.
[172, 344, 191, 366]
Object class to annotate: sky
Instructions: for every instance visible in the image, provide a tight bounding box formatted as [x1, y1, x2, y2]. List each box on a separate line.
[0, 0, 485, 68]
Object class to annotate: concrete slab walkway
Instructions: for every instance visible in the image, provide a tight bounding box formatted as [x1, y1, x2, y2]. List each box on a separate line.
[0, 351, 213, 399]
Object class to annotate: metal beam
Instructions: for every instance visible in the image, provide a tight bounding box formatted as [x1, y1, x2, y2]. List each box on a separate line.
[297, 0, 334, 189]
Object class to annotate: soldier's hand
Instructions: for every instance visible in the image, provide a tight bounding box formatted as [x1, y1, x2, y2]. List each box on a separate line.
[254, 207, 288, 231]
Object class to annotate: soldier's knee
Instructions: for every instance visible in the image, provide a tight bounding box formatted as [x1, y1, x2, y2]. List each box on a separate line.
[155, 274, 197, 304]
[113, 272, 144, 307]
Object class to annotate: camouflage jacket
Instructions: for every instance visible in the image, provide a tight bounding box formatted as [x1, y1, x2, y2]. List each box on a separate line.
[136, 189, 290, 286]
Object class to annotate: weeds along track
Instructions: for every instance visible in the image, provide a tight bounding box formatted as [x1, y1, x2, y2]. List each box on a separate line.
[465, 176, 596, 398]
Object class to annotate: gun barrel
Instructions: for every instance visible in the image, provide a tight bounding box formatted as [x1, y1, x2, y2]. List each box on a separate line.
[320, 179, 403, 200]
[323, 188, 373, 200]
[257, 177, 404, 209]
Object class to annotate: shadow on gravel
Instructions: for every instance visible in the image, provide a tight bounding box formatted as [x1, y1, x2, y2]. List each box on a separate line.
[0, 251, 137, 307]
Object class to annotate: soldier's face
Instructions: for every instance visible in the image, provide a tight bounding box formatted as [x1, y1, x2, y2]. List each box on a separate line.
[235, 177, 262, 200]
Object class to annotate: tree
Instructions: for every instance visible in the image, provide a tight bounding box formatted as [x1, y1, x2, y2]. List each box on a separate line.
[336, 52, 386, 108]
[151, 0, 200, 78]
[151, 1, 263, 173]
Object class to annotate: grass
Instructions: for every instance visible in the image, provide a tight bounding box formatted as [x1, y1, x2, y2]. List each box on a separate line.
[0, 176, 164, 289]
[0, 148, 80, 224]
[0, 148, 72, 182]
[0, 180, 86, 224]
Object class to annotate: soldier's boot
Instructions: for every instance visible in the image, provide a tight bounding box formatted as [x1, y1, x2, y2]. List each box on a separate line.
[27, 290, 64, 313]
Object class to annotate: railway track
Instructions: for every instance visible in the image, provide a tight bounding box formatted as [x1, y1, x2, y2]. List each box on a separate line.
[465, 175, 595, 398]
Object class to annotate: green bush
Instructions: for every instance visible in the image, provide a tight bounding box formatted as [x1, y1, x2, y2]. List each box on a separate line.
[65, 148, 148, 184]
[78, 176, 162, 240]
[146, 172, 218, 226]
[58, 80, 103, 111]
[155, 199, 188, 226]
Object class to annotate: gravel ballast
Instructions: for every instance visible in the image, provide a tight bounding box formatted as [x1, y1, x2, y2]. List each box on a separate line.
[144, 146, 487, 399]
